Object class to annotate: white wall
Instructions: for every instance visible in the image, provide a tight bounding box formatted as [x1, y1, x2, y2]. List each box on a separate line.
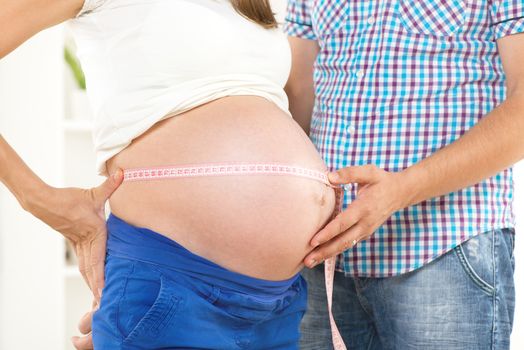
[0, 25, 65, 349]
[272, 0, 287, 23]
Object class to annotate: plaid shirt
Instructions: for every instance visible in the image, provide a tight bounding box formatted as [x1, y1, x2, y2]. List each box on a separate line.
[284, 0, 524, 277]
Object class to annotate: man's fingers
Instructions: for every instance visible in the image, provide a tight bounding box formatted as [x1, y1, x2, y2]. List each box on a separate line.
[71, 333, 93, 350]
[305, 224, 367, 267]
[90, 230, 107, 302]
[328, 164, 381, 185]
[91, 168, 124, 202]
[310, 204, 362, 247]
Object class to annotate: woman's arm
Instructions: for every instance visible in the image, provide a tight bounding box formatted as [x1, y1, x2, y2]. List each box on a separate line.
[0, 135, 123, 301]
[284, 36, 319, 134]
[0, 0, 84, 58]
[0, 134, 49, 211]
[0, 0, 117, 302]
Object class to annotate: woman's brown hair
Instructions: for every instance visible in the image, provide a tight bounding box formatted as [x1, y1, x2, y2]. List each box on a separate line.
[231, 0, 278, 29]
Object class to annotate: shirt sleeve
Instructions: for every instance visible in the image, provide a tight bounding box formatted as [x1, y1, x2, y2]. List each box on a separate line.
[283, 0, 317, 40]
[490, 0, 524, 40]
[75, 0, 107, 18]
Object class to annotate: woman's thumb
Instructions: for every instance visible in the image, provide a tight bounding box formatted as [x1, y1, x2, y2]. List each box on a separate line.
[95, 168, 124, 200]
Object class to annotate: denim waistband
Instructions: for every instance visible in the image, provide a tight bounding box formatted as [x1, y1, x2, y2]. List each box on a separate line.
[105, 212, 301, 298]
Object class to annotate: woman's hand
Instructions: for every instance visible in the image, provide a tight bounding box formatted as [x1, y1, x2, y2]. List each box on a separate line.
[71, 298, 98, 350]
[27, 169, 124, 301]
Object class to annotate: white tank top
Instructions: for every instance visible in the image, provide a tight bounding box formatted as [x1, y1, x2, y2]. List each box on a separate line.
[68, 0, 292, 176]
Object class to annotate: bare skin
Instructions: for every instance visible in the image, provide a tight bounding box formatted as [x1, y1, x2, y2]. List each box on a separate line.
[105, 95, 336, 280]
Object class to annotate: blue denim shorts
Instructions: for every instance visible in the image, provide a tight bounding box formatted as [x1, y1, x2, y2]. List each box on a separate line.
[300, 228, 516, 350]
[92, 213, 308, 349]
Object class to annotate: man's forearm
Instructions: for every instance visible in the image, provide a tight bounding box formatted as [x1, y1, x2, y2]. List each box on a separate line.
[401, 91, 524, 208]
[0, 134, 50, 211]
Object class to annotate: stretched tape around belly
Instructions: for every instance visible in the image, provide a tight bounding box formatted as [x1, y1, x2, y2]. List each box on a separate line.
[122, 162, 335, 187]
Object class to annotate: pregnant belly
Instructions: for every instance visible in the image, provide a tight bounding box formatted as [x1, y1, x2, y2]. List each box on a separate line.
[106, 96, 336, 280]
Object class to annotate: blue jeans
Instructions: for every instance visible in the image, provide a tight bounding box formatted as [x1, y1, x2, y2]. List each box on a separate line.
[300, 228, 516, 350]
[93, 213, 308, 349]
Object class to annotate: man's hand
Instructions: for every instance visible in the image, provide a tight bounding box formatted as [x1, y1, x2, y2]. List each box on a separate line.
[71, 299, 98, 350]
[304, 165, 411, 268]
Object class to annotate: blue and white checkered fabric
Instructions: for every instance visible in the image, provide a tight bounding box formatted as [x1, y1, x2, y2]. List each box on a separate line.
[284, 0, 524, 277]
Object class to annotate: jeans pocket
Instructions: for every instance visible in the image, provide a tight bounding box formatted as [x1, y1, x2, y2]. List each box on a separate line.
[118, 271, 184, 345]
[311, 0, 349, 39]
[454, 232, 495, 296]
[397, 0, 468, 37]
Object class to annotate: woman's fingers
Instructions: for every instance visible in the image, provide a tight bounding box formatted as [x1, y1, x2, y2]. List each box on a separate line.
[75, 243, 90, 289]
[84, 170, 122, 301]
[77, 242, 97, 298]
[84, 243, 95, 293]
[90, 229, 107, 301]
[77, 309, 94, 335]
[71, 333, 93, 350]
[72, 299, 98, 350]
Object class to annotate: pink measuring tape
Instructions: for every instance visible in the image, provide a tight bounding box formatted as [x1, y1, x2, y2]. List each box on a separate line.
[122, 161, 348, 350]
[123, 162, 332, 184]
[326, 184, 347, 350]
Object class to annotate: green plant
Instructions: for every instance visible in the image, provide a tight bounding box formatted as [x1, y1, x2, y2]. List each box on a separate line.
[64, 45, 86, 90]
